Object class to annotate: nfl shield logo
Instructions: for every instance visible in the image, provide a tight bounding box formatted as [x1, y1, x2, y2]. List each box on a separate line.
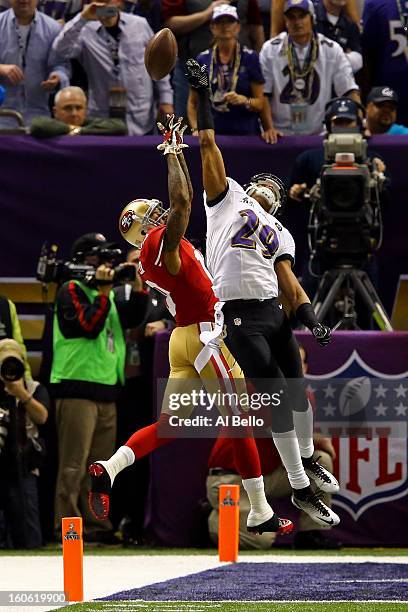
[308, 351, 408, 521]
[234, 318, 242, 326]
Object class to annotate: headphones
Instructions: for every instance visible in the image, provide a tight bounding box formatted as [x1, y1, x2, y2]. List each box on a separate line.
[324, 97, 365, 133]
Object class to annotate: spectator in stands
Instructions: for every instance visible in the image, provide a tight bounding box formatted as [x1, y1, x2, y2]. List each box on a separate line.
[0, 0, 70, 128]
[187, 5, 267, 137]
[206, 345, 340, 550]
[0, 339, 48, 548]
[362, 0, 408, 126]
[260, 0, 360, 136]
[314, 0, 362, 74]
[365, 86, 408, 136]
[51, 232, 148, 543]
[270, 0, 360, 37]
[53, 0, 174, 135]
[0, 0, 83, 23]
[30, 85, 128, 137]
[0, 295, 31, 379]
[112, 247, 175, 544]
[163, 0, 265, 119]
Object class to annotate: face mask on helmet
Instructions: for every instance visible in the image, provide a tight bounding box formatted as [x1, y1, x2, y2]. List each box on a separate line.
[244, 173, 286, 216]
[119, 198, 169, 247]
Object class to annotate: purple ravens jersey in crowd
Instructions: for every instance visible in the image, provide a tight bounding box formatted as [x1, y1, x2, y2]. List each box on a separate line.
[362, 0, 408, 124]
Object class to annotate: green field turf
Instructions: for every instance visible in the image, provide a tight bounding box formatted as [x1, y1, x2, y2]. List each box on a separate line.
[51, 601, 408, 612]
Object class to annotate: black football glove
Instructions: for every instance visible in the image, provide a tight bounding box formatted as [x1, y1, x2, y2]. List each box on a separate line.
[312, 323, 332, 347]
[185, 59, 210, 91]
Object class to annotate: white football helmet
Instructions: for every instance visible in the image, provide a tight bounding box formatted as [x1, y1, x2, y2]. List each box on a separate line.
[119, 198, 168, 247]
[244, 173, 286, 216]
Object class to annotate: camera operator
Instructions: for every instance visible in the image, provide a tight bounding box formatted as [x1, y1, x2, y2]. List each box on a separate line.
[50, 232, 148, 544]
[0, 339, 48, 549]
[288, 97, 387, 303]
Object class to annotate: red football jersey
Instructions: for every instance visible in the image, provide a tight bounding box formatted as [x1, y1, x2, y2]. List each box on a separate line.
[139, 226, 217, 326]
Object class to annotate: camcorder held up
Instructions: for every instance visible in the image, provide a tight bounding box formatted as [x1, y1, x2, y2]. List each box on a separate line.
[36, 242, 136, 287]
[307, 131, 386, 272]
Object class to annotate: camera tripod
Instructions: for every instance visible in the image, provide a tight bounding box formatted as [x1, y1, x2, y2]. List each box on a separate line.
[312, 266, 393, 330]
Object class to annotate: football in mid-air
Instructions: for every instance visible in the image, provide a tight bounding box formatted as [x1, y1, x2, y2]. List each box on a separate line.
[144, 28, 178, 81]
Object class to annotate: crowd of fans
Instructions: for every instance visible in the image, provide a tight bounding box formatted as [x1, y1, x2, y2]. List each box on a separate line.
[0, 0, 408, 136]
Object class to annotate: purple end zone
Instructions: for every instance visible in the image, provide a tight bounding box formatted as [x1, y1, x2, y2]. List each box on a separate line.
[101, 562, 408, 602]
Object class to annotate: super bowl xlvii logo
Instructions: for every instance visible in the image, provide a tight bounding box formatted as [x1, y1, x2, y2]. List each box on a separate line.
[64, 522, 80, 541]
[222, 490, 238, 507]
[308, 351, 408, 520]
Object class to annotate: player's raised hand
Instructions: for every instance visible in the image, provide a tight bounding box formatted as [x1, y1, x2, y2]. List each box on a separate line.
[185, 59, 210, 91]
[157, 114, 188, 155]
[312, 323, 332, 347]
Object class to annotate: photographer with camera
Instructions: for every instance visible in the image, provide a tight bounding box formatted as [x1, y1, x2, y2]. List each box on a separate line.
[0, 339, 48, 548]
[50, 232, 148, 543]
[288, 97, 390, 329]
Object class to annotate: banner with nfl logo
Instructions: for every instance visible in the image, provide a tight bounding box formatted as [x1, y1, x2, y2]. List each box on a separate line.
[296, 331, 408, 546]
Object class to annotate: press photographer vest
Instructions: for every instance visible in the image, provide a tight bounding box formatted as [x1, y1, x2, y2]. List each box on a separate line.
[50, 281, 126, 386]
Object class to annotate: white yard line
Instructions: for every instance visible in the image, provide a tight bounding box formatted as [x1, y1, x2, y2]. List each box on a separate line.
[1, 554, 407, 612]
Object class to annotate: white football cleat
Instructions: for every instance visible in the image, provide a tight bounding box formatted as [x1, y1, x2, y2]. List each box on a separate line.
[303, 455, 340, 494]
[292, 491, 340, 527]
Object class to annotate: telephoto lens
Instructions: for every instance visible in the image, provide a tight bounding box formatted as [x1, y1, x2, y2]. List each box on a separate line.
[0, 356, 25, 382]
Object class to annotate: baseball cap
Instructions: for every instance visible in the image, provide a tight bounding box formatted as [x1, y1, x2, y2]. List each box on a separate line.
[284, 0, 314, 14]
[326, 98, 359, 121]
[367, 86, 398, 105]
[212, 4, 239, 21]
[70, 232, 119, 259]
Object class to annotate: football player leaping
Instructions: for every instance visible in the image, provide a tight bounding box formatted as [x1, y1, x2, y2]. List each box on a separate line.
[88, 116, 293, 537]
[185, 59, 340, 528]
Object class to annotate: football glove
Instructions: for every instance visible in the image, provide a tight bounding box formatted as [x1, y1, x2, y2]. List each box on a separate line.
[157, 114, 188, 155]
[312, 323, 332, 347]
[185, 59, 210, 91]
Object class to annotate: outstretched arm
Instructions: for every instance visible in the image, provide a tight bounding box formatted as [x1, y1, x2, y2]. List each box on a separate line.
[185, 59, 228, 202]
[275, 260, 332, 346]
[163, 153, 192, 276]
[178, 150, 193, 204]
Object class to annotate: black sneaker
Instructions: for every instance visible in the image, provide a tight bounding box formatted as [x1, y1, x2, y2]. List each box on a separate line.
[294, 530, 342, 550]
[292, 490, 340, 527]
[302, 455, 339, 494]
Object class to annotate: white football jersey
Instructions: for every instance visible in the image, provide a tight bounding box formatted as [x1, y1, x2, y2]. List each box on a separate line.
[205, 177, 295, 301]
[259, 32, 358, 135]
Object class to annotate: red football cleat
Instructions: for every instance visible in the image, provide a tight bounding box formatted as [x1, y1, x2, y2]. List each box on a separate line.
[247, 514, 294, 535]
[88, 462, 111, 521]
